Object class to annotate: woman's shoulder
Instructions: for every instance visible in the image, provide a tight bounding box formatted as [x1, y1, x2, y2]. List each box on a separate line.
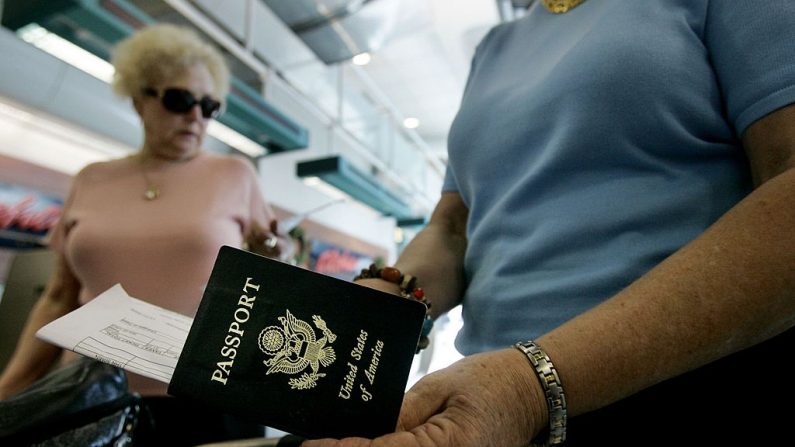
[74, 157, 133, 182]
[201, 152, 258, 176]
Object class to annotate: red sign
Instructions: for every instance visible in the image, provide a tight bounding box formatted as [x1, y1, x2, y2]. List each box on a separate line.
[0, 183, 63, 247]
[309, 240, 373, 280]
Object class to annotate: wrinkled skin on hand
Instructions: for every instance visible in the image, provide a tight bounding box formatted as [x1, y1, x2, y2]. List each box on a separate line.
[302, 348, 545, 447]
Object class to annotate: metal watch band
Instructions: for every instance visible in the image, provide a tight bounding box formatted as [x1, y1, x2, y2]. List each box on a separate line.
[514, 340, 567, 446]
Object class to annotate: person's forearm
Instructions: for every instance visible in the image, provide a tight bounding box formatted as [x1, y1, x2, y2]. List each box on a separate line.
[358, 193, 468, 318]
[539, 167, 795, 416]
[0, 294, 74, 398]
[394, 215, 468, 319]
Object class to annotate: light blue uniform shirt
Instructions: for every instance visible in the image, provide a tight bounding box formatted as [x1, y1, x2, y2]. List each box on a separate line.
[444, 0, 795, 354]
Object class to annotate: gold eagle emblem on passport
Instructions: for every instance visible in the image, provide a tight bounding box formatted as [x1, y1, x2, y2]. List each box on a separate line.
[258, 310, 337, 390]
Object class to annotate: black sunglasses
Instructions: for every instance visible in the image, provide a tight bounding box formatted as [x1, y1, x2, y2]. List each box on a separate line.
[143, 87, 222, 119]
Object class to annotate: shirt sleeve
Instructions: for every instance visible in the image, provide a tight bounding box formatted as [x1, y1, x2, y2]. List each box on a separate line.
[705, 0, 795, 134]
[441, 25, 502, 195]
[441, 166, 459, 193]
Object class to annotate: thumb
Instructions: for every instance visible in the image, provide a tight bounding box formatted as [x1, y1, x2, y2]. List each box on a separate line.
[396, 375, 448, 431]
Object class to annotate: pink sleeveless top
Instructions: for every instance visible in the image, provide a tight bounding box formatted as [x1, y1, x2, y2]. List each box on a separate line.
[49, 152, 275, 395]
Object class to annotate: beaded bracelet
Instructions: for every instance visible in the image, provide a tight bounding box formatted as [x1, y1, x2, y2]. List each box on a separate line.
[514, 340, 567, 447]
[353, 263, 433, 353]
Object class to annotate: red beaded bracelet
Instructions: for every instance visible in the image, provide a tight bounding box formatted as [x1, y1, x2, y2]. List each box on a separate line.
[353, 264, 433, 352]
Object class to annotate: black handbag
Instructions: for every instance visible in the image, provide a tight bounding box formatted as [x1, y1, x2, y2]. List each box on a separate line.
[0, 357, 141, 446]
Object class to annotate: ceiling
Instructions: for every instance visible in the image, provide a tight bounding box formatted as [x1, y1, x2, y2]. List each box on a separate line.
[188, 0, 503, 162]
[356, 0, 500, 157]
[235, 0, 502, 159]
[179, 0, 504, 206]
[0, 0, 505, 218]
[121, 0, 502, 160]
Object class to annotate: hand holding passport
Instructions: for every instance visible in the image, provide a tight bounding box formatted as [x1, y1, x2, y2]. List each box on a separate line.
[37, 246, 427, 440]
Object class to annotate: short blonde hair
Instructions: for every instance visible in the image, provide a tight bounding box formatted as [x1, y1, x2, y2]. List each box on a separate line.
[111, 23, 230, 102]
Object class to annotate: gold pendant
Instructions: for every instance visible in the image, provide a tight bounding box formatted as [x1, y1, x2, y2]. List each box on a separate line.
[542, 0, 587, 13]
[144, 185, 160, 201]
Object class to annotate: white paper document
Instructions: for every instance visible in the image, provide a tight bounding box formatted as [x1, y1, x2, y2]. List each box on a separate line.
[36, 284, 193, 384]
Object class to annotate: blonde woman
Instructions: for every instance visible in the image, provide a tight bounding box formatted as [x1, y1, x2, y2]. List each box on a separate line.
[0, 24, 285, 444]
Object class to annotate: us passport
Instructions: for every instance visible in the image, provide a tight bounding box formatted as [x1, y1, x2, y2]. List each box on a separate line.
[168, 246, 427, 439]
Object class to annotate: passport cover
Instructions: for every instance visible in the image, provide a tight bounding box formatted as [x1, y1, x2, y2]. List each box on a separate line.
[168, 246, 427, 439]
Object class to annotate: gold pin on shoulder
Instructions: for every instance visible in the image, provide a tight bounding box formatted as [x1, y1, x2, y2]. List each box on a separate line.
[542, 0, 587, 14]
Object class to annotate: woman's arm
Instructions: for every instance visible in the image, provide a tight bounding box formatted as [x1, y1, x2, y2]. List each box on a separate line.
[0, 252, 82, 399]
[357, 191, 469, 318]
[302, 104, 795, 447]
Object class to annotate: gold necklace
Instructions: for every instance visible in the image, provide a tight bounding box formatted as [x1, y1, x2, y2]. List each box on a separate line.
[542, 0, 587, 13]
[130, 155, 160, 201]
[141, 169, 160, 201]
[133, 151, 201, 200]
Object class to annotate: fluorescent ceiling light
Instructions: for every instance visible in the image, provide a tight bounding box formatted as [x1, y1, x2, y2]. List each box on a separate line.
[403, 117, 420, 129]
[300, 177, 382, 220]
[16, 23, 267, 158]
[297, 155, 415, 219]
[351, 52, 371, 66]
[393, 226, 405, 244]
[301, 176, 352, 202]
[17, 23, 114, 83]
[206, 121, 266, 157]
[0, 97, 131, 175]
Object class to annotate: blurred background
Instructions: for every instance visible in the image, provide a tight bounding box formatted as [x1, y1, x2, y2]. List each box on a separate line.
[0, 0, 531, 383]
